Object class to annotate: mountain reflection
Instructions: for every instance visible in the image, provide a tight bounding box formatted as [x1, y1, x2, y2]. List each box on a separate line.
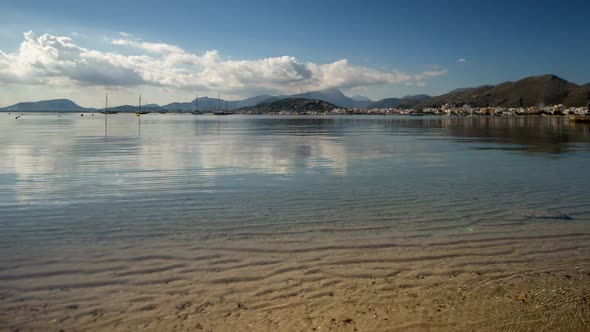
[1, 114, 590, 207]
[372, 116, 590, 155]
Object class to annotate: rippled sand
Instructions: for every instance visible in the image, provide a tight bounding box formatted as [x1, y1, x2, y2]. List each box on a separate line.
[2, 220, 589, 331]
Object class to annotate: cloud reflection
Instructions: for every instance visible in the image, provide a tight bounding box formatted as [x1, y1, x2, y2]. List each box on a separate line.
[2, 115, 587, 207]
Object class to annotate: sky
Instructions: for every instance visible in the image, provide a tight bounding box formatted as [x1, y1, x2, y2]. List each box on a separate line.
[0, 0, 589, 107]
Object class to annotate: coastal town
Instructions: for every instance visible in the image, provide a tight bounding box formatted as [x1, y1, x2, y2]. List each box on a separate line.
[249, 103, 590, 117]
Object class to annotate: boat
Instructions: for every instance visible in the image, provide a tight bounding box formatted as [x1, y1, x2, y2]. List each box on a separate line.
[191, 92, 202, 114]
[569, 114, 590, 123]
[99, 93, 118, 114]
[212, 93, 234, 115]
[135, 94, 150, 116]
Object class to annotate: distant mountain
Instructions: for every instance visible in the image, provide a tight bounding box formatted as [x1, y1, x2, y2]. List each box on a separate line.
[401, 94, 431, 101]
[446, 87, 476, 94]
[108, 105, 137, 113]
[368, 98, 403, 109]
[3, 75, 589, 113]
[416, 75, 590, 108]
[232, 95, 277, 109]
[351, 95, 372, 102]
[284, 88, 371, 108]
[160, 89, 370, 111]
[162, 95, 275, 111]
[368, 94, 431, 109]
[236, 98, 339, 114]
[0, 99, 95, 112]
[108, 104, 164, 112]
[163, 97, 216, 112]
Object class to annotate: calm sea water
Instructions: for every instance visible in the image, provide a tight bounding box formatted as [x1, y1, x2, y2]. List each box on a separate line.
[1, 114, 590, 251]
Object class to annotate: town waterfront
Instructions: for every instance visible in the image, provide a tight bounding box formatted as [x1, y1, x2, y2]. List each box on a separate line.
[1, 114, 590, 331]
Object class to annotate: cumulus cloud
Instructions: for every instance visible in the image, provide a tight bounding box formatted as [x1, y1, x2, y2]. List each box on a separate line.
[0, 31, 448, 97]
[0, 31, 144, 86]
[306, 59, 413, 90]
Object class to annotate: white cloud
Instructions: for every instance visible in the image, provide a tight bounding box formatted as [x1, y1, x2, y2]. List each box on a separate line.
[411, 69, 447, 87]
[0, 31, 144, 86]
[413, 69, 448, 81]
[0, 31, 448, 99]
[306, 59, 413, 90]
[111, 38, 184, 55]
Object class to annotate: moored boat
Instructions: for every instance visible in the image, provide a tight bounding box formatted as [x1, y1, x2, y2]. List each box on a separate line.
[135, 94, 149, 116]
[568, 115, 590, 123]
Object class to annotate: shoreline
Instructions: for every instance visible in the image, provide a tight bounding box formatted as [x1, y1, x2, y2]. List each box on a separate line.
[2, 111, 587, 117]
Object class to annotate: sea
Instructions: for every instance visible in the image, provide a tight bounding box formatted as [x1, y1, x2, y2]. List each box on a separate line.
[1, 113, 589, 329]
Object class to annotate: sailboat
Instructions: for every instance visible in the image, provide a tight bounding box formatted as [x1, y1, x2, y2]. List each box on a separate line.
[213, 92, 232, 115]
[103, 93, 108, 137]
[569, 95, 590, 123]
[191, 93, 202, 114]
[136, 94, 150, 115]
[100, 93, 118, 114]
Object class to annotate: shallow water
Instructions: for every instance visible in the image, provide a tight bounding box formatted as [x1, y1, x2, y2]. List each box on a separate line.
[1, 114, 590, 245]
[1, 114, 590, 330]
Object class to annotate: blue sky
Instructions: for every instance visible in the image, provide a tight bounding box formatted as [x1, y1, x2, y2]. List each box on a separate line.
[0, 0, 589, 107]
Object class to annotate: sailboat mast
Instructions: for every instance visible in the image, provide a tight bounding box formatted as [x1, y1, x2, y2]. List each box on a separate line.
[138, 94, 141, 136]
[105, 93, 108, 137]
[218, 92, 221, 112]
[195, 93, 198, 112]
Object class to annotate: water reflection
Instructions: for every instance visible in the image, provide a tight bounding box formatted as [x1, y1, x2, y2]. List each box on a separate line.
[1, 114, 590, 208]
[394, 116, 590, 155]
[1, 114, 590, 248]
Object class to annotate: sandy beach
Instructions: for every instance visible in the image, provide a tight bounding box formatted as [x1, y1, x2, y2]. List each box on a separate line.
[2, 219, 589, 331]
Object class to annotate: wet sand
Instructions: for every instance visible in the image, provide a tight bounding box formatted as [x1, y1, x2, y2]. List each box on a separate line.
[1, 221, 589, 331]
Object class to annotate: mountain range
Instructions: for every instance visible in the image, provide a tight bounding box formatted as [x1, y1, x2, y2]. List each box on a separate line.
[415, 74, 590, 109]
[0, 98, 95, 112]
[366, 94, 431, 109]
[237, 98, 339, 114]
[1, 74, 589, 112]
